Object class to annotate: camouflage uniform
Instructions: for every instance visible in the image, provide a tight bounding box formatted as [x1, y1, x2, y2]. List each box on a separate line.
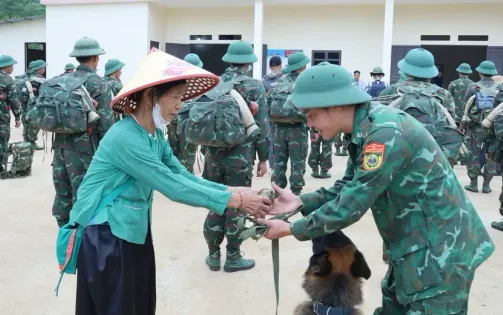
[167, 113, 197, 173]
[105, 76, 123, 97]
[448, 77, 474, 122]
[485, 111, 503, 231]
[0, 70, 22, 171]
[262, 71, 283, 169]
[203, 66, 269, 269]
[19, 72, 45, 145]
[333, 133, 349, 156]
[52, 64, 115, 227]
[462, 78, 503, 193]
[308, 130, 333, 178]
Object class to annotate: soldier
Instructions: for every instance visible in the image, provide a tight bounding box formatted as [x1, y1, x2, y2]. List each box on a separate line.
[269, 52, 310, 195]
[63, 63, 75, 74]
[202, 40, 269, 272]
[308, 130, 333, 178]
[104, 59, 125, 97]
[462, 60, 503, 194]
[365, 66, 388, 98]
[167, 53, 201, 173]
[333, 133, 348, 156]
[448, 63, 474, 122]
[378, 70, 407, 104]
[51, 37, 115, 227]
[261, 62, 495, 315]
[19, 60, 46, 150]
[0, 55, 22, 173]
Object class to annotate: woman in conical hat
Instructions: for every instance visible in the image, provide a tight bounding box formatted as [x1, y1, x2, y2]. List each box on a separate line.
[69, 49, 272, 314]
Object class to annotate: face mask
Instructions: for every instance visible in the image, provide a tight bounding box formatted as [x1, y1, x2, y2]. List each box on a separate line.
[152, 103, 169, 129]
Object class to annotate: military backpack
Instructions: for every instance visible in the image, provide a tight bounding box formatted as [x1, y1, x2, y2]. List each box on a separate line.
[26, 74, 99, 134]
[0, 142, 34, 179]
[267, 75, 305, 123]
[469, 82, 500, 123]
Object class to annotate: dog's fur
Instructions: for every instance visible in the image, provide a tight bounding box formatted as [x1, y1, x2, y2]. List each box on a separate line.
[294, 245, 371, 315]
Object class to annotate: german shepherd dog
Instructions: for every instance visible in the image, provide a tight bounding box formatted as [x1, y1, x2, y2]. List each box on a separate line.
[294, 231, 371, 315]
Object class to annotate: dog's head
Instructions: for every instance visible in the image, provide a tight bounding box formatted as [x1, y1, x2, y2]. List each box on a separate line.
[305, 246, 371, 280]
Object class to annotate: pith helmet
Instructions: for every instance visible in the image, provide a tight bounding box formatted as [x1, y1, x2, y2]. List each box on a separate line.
[64, 63, 75, 70]
[370, 67, 385, 76]
[476, 60, 498, 76]
[69, 37, 106, 57]
[398, 48, 438, 79]
[28, 60, 47, 71]
[184, 53, 203, 68]
[105, 59, 126, 76]
[288, 62, 372, 109]
[111, 48, 219, 113]
[282, 52, 310, 74]
[0, 55, 17, 68]
[222, 40, 258, 64]
[456, 63, 472, 74]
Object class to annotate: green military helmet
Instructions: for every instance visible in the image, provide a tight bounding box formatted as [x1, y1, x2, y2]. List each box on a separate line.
[456, 63, 472, 74]
[184, 53, 203, 68]
[222, 40, 258, 64]
[64, 63, 75, 70]
[69, 37, 106, 57]
[398, 48, 438, 79]
[282, 52, 310, 74]
[287, 61, 372, 109]
[476, 60, 498, 76]
[104, 59, 126, 76]
[370, 66, 385, 76]
[28, 59, 48, 71]
[0, 55, 17, 68]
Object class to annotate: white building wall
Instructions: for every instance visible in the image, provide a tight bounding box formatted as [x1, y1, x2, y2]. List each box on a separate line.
[0, 19, 46, 77]
[45, 2, 149, 81]
[148, 3, 168, 51]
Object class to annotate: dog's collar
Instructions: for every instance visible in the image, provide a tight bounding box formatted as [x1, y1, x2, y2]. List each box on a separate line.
[312, 301, 354, 315]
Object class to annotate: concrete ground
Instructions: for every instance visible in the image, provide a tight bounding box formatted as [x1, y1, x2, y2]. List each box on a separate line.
[1, 125, 503, 315]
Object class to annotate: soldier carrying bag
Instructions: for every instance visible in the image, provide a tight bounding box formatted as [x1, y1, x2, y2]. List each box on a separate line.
[267, 75, 305, 123]
[0, 142, 35, 180]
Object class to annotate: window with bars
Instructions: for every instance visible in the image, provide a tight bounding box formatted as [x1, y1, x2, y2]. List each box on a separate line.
[311, 50, 342, 66]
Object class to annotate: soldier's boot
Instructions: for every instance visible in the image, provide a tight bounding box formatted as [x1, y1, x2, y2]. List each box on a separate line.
[224, 251, 255, 273]
[318, 169, 332, 179]
[334, 147, 342, 156]
[464, 177, 478, 193]
[311, 167, 320, 178]
[205, 250, 221, 271]
[491, 221, 503, 232]
[29, 141, 44, 151]
[482, 177, 493, 194]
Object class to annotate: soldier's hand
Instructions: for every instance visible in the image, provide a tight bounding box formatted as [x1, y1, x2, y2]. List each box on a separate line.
[14, 120, 21, 128]
[258, 218, 292, 240]
[269, 182, 303, 215]
[257, 161, 268, 177]
[249, 101, 259, 116]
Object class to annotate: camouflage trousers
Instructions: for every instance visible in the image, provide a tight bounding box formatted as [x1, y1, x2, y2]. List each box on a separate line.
[0, 128, 9, 171]
[308, 138, 333, 171]
[465, 126, 496, 179]
[268, 122, 276, 169]
[167, 120, 197, 173]
[21, 113, 39, 142]
[202, 162, 252, 257]
[333, 133, 348, 148]
[374, 267, 474, 315]
[52, 148, 92, 227]
[271, 123, 308, 194]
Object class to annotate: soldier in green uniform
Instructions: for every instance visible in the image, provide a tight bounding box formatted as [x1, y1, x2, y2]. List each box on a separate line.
[104, 59, 125, 122]
[333, 133, 348, 156]
[167, 53, 201, 173]
[260, 62, 495, 315]
[202, 41, 269, 272]
[0, 55, 22, 173]
[462, 61, 503, 193]
[448, 63, 474, 122]
[63, 63, 75, 74]
[51, 37, 116, 227]
[269, 52, 310, 195]
[308, 130, 333, 178]
[378, 70, 407, 104]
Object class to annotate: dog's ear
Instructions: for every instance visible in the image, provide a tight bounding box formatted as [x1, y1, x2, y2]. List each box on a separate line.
[308, 252, 332, 276]
[351, 250, 371, 280]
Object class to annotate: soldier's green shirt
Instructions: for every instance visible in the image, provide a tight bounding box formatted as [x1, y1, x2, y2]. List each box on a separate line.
[53, 65, 115, 154]
[18, 73, 46, 112]
[463, 78, 503, 121]
[205, 67, 269, 167]
[0, 70, 22, 136]
[447, 76, 474, 121]
[291, 101, 495, 305]
[106, 76, 123, 97]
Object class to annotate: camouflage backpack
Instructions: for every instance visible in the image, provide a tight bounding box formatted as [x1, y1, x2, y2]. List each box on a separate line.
[26, 74, 99, 134]
[391, 85, 464, 162]
[179, 79, 250, 148]
[267, 75, 305, 123]
[0, 142, 34, 179]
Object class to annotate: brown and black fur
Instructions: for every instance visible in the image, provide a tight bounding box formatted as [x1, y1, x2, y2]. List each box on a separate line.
[294, 244, 371, 315]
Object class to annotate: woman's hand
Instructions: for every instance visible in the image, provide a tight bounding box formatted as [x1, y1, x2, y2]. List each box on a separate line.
[228, 192, 271, 218]
[269, 182, 303, 215]
[227, 186, 262, 194]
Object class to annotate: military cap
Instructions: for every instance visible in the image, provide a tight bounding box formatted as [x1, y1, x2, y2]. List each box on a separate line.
[287, 62, 371, 109]
[28, 60, 48, 71]
[398, 48, 438, 79]
[69, 37, 106, 57]
[282, 52, 310, 74]
[64, 63, 76, 70]
[184, 53, 203, 68]
[0, 55, 17, 68]
[476, 60, 498, 76]
[370, 66, 385, 75]
[105, 59, 126, 76]
[222, 40, 258, 64]
[456, 63, 472, 74]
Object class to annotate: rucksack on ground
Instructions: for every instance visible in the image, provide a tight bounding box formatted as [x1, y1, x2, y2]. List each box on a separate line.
[267, 75, 305, 123]
[0, 142, 34, 179]
[179, 78, 260, 148]
[26, 74, 100, 134]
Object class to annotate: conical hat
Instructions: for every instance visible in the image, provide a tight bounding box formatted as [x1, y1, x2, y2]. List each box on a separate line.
[493, 75, 503, 85]
[111, 48, 219, 113]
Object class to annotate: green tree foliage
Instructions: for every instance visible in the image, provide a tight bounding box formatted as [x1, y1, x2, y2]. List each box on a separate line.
[0, 0, 45, 21]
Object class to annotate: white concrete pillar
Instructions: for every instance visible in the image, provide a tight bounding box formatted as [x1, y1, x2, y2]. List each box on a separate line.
[382, 0, 395, 79]
[253, 0, 264, 80]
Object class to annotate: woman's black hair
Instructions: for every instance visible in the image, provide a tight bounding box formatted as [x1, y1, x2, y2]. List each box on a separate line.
[153, 79, 187, 97]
